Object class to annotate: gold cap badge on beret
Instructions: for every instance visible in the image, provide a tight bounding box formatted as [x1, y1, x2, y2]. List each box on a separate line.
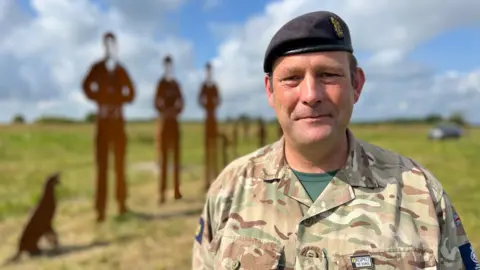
[330, 16, 344, 39]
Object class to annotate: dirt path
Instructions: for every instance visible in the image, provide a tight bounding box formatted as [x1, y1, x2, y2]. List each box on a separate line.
[0, 161, 206, 270]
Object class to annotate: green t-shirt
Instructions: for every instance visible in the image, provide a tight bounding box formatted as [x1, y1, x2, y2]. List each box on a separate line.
[291, 169, 339, 202]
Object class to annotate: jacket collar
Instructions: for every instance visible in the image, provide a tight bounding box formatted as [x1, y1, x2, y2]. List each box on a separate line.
[259, 128, 383, 189]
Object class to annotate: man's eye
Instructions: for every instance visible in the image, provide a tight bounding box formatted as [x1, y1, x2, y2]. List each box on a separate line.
[318, 73, 340, 77]
[282, 75, 302, 81]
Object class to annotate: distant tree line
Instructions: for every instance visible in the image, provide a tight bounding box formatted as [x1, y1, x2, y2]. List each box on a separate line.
[9, 111, 469, 127]
[360, 112, 467, 127]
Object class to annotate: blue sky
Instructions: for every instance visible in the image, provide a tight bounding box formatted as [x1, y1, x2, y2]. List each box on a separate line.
[168, 0, 273, 68]
[410, 25, 480, 72]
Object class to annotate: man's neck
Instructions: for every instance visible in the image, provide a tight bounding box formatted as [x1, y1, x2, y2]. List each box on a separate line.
[284, 130, 349, 174]
[164, 74, 174, 81]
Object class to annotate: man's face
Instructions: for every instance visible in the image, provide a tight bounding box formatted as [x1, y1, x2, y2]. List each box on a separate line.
[104, 37, 117, 59]
[265, 51, 365, 146]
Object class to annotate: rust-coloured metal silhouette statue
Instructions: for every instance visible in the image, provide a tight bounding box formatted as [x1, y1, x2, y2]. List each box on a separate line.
[82, 32, 135, 222]
[155, 55, 184, 203]
[198, 62, 221, 191]
[257, 117, 267, 148]
[5, 172, 60, 264]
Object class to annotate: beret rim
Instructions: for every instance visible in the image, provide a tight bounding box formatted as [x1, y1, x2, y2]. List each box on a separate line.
[263, 42, 354, 74]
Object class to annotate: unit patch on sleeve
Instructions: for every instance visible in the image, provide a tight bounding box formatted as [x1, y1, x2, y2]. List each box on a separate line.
[459, 242, 480, 270]
[195, 217, 205, 244]
[453, 211, 462, 227]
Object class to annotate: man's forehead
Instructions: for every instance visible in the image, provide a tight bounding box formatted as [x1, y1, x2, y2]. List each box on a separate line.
[273, 52, 348, 73]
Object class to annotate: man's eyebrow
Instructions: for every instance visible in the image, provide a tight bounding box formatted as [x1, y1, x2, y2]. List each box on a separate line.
[279, 64, 345, 75]
[313, 64, 344, 73]
[280, 66, 303, 74]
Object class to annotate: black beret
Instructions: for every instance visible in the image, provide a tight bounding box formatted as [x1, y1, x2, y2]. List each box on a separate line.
[263, 11, 353, 73]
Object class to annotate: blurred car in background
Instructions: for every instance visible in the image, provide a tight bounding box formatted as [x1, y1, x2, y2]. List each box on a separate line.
[428, 123, 463, 140]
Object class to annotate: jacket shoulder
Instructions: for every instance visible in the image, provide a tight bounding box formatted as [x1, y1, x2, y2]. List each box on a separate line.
[207, 144, 275, 195]
[358, 139, 444, 203]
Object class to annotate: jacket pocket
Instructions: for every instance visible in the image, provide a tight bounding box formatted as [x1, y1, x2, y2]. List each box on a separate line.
[295, 246, 328, 270]
[213, 236, 283, 270]
[332, 247, 437, 270]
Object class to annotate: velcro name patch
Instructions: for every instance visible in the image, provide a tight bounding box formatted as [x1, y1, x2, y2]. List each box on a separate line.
[351, 255, 374, 269]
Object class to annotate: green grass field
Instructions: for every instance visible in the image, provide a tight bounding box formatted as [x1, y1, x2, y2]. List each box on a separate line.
[0, 122, 479, 269]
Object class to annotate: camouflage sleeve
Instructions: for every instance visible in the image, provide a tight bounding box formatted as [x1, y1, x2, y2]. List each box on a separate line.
[420, 166, 479, 269]
[437, 191, 479, 270]
[192, 191, 216, 269]
[191, 161, 243, 269]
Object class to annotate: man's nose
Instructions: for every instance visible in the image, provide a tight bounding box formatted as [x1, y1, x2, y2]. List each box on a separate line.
[300, 74, 324, 106]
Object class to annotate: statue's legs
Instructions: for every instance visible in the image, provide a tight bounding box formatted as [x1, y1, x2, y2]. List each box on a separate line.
[159, 119, 182, 203]
[112, 122, 127, 215]
[205, 118, 217, 191]
[172, 120, 181, 199]
[159, 121, 169, 204]
[94, 124, 110, 222]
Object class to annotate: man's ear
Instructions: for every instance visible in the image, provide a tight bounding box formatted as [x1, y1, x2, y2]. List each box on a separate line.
[265, 74, 274, 108]
[353, 67, 365, 104]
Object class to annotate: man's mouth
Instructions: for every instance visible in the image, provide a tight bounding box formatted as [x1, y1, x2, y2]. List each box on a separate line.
[300, 114, 332, 120]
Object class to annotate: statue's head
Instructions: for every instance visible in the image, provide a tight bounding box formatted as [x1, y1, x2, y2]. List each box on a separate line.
[164, 55, 173, 77]
[205, 62, 213, 82]
[103, 32, 117, 60]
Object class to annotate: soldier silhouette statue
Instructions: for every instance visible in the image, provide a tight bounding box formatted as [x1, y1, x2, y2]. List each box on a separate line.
[198, 62, 221, 191]
[257, 117, 266, 148]
[82, 32, 135, 222]
[155, 55, 184, 203]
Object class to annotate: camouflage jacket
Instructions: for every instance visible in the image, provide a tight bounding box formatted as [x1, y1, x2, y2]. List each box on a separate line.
[192, 129, 477, 269]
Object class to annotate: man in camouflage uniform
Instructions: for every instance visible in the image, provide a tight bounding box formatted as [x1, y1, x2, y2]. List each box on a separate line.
[192, 10, 478, 270]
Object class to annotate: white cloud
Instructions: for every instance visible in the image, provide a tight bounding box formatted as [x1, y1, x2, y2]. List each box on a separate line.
[0, 0, 198, 122]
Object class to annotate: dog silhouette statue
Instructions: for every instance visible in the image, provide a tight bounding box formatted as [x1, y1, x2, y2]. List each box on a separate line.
[3, 172, 61, 265]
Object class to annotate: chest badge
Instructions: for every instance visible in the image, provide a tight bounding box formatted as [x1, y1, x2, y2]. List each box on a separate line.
[351, 255, 374, 269]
